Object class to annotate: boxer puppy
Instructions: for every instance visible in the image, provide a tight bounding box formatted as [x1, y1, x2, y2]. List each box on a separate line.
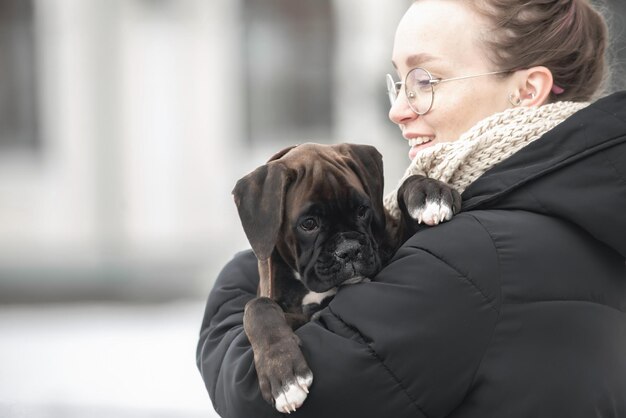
[232, 143, 460, 413]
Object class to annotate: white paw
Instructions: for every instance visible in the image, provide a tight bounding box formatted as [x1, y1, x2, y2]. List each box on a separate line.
[409, 199, 453, 226]
[274, 372, 313, 414]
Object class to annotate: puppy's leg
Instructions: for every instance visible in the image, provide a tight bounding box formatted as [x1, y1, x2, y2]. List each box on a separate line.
[398, 175, 461, 227]
[244, 297, 313, 413]
[284, 312, 310, 330]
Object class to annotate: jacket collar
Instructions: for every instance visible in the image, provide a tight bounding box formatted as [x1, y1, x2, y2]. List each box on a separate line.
[462, 91, 626, 211]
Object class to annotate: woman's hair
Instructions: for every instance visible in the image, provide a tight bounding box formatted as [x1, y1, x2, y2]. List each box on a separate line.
[465, 0, 610, 102]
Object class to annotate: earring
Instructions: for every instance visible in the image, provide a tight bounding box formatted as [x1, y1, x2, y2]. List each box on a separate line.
[508, 93, 522, 107]
[529, 92, 536, 100]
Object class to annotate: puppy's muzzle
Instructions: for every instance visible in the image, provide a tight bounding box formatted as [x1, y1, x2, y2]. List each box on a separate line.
[313, 233, 380, 289]
[334, 239, 362, 261]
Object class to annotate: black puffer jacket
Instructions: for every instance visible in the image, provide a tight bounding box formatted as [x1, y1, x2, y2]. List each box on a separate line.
[197, 92, 626, 418]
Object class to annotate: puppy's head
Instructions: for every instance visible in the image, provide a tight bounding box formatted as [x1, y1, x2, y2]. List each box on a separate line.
[233, 143, 386, 293]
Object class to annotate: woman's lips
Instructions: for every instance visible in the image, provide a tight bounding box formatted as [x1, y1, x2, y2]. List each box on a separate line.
[407, 136, 435, 160]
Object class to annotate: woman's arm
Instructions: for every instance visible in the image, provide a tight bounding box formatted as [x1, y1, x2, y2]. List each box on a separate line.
[195, 250, 273, 417]
[197, 214, 500, 418]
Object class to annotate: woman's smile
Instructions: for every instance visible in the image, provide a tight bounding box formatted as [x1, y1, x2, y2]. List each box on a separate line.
[405, 134, 435, 160]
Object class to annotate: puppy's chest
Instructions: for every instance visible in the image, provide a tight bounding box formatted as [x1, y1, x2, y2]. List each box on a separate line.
[276, 275, 336, 318]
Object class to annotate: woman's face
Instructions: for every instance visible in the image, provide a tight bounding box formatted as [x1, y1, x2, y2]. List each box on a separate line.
[390, 0, 515, 160]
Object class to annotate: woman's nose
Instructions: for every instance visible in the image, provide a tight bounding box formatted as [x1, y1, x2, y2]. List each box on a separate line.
[388, 93, 417, 126]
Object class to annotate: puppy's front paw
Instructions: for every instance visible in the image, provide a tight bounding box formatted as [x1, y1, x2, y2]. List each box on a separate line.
[273, 372, 313, 414]
[398, 175, 461, 226]
[411, 199, 454, 225]
[255, 333, 313, 414]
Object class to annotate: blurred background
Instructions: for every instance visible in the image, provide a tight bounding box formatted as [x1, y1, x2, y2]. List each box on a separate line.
[0, 0, 624, 417]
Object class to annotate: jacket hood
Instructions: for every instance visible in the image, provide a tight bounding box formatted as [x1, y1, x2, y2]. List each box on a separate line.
[463, 91, 626, 259]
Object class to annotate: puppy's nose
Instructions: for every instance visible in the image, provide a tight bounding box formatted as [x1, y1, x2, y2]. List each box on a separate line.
[334, 240, 361, 260]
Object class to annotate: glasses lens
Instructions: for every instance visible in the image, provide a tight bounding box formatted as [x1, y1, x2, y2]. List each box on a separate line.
[386, 74, 398, 106]
[405, 68, 434, 115]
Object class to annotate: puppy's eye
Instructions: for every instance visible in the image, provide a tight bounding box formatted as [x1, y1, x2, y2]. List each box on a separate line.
[357, 205, 369, 218]
[300, 218, 319, 232]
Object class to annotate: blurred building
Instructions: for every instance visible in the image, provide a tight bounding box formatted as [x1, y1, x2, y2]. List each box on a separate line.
[0, 1, 624, 417]
[0, 0, 409, 303]
[0, 0, 624, 303]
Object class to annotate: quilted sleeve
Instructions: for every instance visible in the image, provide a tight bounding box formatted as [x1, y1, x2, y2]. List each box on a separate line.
[197, 213, 500, 417]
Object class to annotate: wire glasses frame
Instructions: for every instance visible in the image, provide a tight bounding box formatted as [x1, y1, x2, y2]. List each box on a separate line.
[386, 67, 511, 115]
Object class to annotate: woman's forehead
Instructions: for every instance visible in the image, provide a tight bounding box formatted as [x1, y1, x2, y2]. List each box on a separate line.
[392, 0, 488, 70]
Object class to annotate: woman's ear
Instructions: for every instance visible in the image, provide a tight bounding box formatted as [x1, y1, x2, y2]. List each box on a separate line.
[517, 66, 554, 107]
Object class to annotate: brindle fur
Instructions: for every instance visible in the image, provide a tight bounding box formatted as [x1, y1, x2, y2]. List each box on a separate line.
[232, 143, 460, 410]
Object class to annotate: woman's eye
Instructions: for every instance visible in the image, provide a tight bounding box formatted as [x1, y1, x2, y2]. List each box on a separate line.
[417, 79, 432, 90]
[300, 218, 319, 232]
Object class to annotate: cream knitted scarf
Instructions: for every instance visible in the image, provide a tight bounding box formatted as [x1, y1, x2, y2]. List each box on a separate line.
[384, 101, 589, 219]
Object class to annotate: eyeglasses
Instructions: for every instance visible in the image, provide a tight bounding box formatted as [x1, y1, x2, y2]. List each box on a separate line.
[386, 67, 511, 115]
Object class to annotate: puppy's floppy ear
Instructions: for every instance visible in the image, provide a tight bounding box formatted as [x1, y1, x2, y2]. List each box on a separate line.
[232, 161, 292, 262]
[267, 144, 297, 162]
[338, 143, 385, 205]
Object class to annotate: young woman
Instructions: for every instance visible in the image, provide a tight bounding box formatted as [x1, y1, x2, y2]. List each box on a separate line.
[197, 1, 626, 417]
